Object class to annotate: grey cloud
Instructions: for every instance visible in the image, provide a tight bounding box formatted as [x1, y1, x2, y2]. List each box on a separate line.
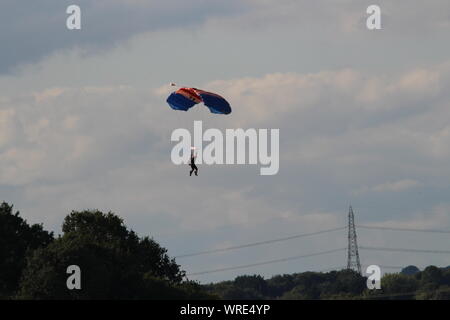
[0, 0, 245, 73]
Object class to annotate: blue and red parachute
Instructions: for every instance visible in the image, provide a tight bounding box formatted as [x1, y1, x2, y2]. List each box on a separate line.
[166, 86, 231, 115]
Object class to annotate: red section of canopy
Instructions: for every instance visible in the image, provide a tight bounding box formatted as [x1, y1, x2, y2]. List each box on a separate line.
[176, 87, 202, 103]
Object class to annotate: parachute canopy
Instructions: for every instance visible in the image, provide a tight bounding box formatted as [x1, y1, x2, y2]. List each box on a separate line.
[166, 87, 231, 115]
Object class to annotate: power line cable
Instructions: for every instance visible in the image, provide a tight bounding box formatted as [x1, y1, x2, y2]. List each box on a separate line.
[177, 225, 450, 260]
[180, 225, 450, 276]
[360, 246, 450, 254]
[186, 248, 346, 276]
[358, 225, 450, 234]
[187, 245, 448, 277]
[176, 226, 346, 259]
[188, 263, 406, 278]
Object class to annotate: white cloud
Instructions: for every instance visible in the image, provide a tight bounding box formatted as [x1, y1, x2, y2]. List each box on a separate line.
[355, 179, 421, 195]
[364, 204, 450, 230]
[373, 180, 420, 192]
[0, 108, 16, 147]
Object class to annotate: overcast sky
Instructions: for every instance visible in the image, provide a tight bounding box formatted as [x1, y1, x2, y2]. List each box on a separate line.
[1, 0, 450, 283]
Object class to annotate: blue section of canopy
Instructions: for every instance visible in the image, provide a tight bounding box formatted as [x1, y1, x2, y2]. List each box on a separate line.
[198, 92, 232, 115]
[166, 93, 198, 111]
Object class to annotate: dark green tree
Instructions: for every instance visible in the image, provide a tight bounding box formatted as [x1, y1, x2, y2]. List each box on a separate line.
[401, 265, 420, 276]
[415, 266, 445, 299]
[234, 275, 267, 295]
[419, 266, 443, 287]
[280, 272, 324, 299]
[16, 210, 195, 299]
[266, 274, 295, 298]
[379, 273, 418, 299]
[0, 202, 53, 298]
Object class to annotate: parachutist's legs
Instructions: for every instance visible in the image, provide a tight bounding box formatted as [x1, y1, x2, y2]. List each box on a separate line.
[191, 164, 198, 176]
[189, 162, 198, 176]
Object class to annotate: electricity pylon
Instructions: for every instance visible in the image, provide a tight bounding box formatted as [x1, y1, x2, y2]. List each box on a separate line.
[347, 205, 362, 274]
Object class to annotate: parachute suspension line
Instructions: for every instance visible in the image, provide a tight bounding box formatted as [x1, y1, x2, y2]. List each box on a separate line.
[169, 82, 187, 129]
[169, 82, 183, 129]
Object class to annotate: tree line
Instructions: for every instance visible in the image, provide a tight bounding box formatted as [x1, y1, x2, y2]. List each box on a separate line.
[1, 202, 449, 300]
[205, 266, 450, 300]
